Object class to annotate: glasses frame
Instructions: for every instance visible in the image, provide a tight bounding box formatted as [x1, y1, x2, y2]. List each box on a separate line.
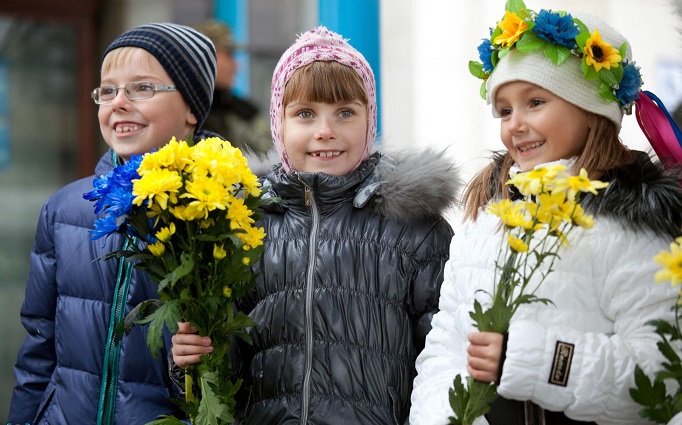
[91, 81, 178, 105]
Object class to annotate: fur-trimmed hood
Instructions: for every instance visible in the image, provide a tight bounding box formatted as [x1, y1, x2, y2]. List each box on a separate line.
[580, 151, 682, 239]
[245, 148, 462, 222]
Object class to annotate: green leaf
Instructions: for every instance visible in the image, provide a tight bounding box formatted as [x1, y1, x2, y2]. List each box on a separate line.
[135, 300, 181, 358]
[158, 252, 195, 293]
[516, 32, 545, 53]
[599, 69, 618, 85]
[448, 375, 469, 425]
[469, 61, 486, 79]
[479, 81, 487, 100]
[505, 0, 526, 14]
[544, 44, 571, 65]
[196, 370, 234, 424]
[113, 299, 163, 343]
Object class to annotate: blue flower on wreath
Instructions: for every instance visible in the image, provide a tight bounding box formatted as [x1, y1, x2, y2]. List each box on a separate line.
[532, 10, 579, 49]
[615, 61, 642, 108]
[477, 38, 494, 73]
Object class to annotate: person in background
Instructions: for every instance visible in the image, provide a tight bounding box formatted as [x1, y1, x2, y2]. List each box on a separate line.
[192, 19, 271, 154]
[410, 4, 682, 425]
[7, 23, 217, 424]
[170, 26, 460, 424]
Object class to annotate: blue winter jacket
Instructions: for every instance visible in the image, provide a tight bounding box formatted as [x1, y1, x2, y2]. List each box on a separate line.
[8, 149, 183, 424]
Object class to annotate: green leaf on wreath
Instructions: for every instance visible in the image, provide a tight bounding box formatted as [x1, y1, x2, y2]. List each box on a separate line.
[145, 415, 185, 425]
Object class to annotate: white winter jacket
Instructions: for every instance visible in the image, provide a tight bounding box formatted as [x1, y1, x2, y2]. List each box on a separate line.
[410, 153, 682, 425]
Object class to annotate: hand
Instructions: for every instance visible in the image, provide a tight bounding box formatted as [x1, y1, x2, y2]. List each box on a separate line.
[466, 331, 504, 383]
[171, 322, 214, 369]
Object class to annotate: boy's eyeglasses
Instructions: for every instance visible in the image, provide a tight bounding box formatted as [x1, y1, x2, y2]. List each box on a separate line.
[91, 81, 177, 104]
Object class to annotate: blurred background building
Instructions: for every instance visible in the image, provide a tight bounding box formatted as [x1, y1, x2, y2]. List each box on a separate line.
[0, 0, 680, 419]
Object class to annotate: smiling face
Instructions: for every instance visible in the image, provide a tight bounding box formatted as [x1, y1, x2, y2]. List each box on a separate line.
[495, 81, 590, 171]
[98, 47, 197, 161]
[282, 99, 367, 175]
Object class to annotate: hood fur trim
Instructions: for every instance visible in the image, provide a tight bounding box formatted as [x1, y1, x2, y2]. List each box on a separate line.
[370, 148, 461, 221]
[245, 148, 462, 222]
[581, 153, 682, 239]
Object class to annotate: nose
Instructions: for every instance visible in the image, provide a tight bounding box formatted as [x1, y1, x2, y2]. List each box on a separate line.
[109, 87, 131, 111]
[506, 111, 527, 135]
[314, 117, 335, 141]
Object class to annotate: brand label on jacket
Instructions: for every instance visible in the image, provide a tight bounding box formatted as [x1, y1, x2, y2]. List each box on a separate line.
[548, 341, 574, 386]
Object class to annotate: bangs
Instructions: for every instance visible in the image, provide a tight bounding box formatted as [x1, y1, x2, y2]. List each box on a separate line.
[101, 47, 154, 76]
[283, 61, 368, 106]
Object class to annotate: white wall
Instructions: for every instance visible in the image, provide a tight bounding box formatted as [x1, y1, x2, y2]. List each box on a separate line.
[381, 0, 682, 226]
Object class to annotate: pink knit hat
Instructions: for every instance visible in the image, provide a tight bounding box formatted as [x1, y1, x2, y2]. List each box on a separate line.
[270, 26, 377, 172]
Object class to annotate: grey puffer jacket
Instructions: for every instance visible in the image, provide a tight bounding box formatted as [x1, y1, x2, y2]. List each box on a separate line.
[235, 150, 460, 424]
[7, 128, 226, 424]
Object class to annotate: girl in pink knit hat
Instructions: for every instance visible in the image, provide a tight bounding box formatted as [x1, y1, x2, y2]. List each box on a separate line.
[411, 2, 682, 425]
[170, 26, 460, 424]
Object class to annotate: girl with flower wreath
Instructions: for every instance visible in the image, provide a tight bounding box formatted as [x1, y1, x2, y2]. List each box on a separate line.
[410, 2, 682, 425]
[170, 26, 460, 424]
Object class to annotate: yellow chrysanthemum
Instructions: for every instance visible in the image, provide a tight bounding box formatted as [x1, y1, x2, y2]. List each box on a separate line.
[653, 241, 682, 286]
[213, 243, 227, 260]
[584, 29, 622, 72]
[138, 137, 191, 174]
[553, 169, 609, 200]
[570, 204, 595, 229]
[180, 175, 230, 220]
[227, 198, 256, 230]
[238, 225, 266, 250]
[508, 234, 528, 253]
[493, 11, 528, 47]
[242, 257, 251, 266]
[132, 168, 183, 210]
[487, 199, 527, 229]
[535, 192, 571, 225]
[155, 222, 176, 243]
[148, 241, 165, 257]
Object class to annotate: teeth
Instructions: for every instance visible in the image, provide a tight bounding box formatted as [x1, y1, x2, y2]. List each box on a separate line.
[115, 124, 142, 133]
[518, 142, 543, 152]
[312, 151, 341, 158]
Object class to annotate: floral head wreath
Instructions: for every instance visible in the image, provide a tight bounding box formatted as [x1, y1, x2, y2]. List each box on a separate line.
[469, 0, 642, 114]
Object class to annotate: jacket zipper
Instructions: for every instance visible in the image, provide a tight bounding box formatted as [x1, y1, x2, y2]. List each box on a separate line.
[301, 183, 320, 425]
[97, 237, 134, 425]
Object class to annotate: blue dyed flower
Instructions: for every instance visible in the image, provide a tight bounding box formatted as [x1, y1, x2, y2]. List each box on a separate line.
[532, 10, 579, 49]
[84, 155, 143, 240]
[615, 61, 642, 107]
[477, 38, 495, 73]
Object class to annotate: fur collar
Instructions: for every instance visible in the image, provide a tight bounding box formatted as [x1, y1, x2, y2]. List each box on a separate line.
[246, 148, 462, 222]
[580, 152, 682, 239]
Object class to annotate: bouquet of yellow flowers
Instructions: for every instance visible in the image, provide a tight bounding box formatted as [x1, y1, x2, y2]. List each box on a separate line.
[629, 237, 682, 424]
[84, 137, 271, 425]
[448, 164, 607, 425]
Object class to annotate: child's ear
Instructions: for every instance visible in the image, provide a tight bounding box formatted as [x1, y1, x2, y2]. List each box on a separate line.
[187, 110, 198, 126]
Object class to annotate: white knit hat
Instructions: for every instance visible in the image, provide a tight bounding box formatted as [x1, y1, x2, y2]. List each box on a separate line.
[474, 6, 641, 130]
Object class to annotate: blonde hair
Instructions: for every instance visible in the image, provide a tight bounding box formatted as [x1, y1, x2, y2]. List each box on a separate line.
[100, 47, 156, 76]
[283, 61, 368, 107]
[463, 112, 633, 221]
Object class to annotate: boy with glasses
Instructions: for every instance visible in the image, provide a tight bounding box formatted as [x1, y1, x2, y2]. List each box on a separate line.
[8, 23, 218, 424]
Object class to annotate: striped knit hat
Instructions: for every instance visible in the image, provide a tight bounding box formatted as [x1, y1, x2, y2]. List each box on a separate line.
[270, 26, 376, 172]
[103, 23, 217, 129]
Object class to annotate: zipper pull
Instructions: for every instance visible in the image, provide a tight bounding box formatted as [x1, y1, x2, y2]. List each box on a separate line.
[304, 186, 312, 207]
